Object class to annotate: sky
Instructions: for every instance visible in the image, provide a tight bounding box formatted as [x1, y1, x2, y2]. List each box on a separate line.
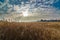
[0, 0, 60, 22]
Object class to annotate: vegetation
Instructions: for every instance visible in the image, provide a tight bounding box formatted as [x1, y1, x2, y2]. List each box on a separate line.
[0, 21, 60, 40]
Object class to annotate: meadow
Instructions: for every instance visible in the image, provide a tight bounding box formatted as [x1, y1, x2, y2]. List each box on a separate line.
[0, 21, 60, 40]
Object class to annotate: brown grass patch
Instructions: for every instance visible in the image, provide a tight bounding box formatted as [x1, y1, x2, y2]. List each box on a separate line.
[0, 22, 60, 40]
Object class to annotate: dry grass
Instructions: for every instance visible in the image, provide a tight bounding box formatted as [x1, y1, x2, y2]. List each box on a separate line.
[0, 21, 60, 40]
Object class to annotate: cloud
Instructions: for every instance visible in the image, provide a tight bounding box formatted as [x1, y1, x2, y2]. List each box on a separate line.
[0, 0, 9, 8]
[4, 4, 60, 20]
[0, 0, 59, 12]
[0, 0, 60, 21]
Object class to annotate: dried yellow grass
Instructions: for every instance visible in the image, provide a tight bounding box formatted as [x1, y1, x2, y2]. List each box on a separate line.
[0, 21, 60, 40]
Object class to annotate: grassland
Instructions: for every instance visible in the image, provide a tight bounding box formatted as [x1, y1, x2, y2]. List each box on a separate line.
[0, 21, 60, 40]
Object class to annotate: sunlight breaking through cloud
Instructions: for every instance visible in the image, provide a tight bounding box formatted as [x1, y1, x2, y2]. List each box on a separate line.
[0, 0, 60, 22]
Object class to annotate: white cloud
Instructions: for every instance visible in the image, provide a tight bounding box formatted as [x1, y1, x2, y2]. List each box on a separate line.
[0, 0, 9, 8]
[0, 0, 60, 22]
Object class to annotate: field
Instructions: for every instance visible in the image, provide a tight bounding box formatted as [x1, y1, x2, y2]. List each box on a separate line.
[0, 21, 60, 40]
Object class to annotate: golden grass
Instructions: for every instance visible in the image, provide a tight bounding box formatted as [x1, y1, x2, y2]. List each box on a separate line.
[0, 21, 60, 40]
